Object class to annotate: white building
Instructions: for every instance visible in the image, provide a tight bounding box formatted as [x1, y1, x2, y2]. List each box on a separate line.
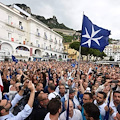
[104, 44, 113, 57]
[104, 44, 120, 61]
[0, 3, 68, 61]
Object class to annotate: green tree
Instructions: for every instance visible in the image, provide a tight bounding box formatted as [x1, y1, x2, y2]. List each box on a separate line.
[69, 41, 106, 59]
[69, 41, 80, 51]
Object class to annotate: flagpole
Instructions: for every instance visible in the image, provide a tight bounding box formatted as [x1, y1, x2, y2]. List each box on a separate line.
[78, 12, 84, 71]
[66, 88, 69, 120]
[78, 45, 81, 71]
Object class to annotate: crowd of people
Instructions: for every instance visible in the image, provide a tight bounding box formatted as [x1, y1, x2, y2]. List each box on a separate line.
[0, 60, 120, 120]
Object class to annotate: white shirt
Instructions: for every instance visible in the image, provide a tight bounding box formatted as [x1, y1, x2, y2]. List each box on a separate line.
[59, 109, 83, 120]
[55, 86, 59, 93]
[94, 100, 107, 120]
[109, 100, 118, 120]
[48, 91, 60, 100]
[0, 94, 32, 120]
[0, 89, 2, 100]
[44, 112, 60, 120]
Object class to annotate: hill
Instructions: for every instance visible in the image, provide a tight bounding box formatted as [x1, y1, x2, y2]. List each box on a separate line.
[14, 4, 72, 30]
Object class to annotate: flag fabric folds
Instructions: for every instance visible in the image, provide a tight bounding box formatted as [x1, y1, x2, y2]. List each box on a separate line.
[81, 15, 111, 52]
[12, 55, 18, 63]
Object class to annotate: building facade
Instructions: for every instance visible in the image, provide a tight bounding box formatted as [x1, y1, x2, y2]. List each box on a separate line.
[104, 43, 120, 61]
[64, 42, 79, 61]
[0, 3, 68, 61]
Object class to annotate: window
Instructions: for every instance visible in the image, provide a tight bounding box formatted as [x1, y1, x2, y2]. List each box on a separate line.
[8, 33, 11, 41]
[19, 21, 23, 29]
[64, 46, 66, 50]
[19, 36, 22, 43]
[37, 28, 39, 33]
[55, 38, 57, 43]
[44, 43, 46, 49]
[44, 32, 47, 40]
[8, 16, 12, 24]
[19, 21, 22, 26]
[36, 29, 40, 36]
[36, 40, 39, 46]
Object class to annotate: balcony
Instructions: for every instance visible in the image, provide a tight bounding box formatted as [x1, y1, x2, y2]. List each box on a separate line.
[36, 32, 40, 37]
[49, 39, 53, 42]
[59, 43, 62, 46]
[5, 20, 15, 28]
[17, 25, 25, 32]
[44, 34, 47, 40]
[38, 44, 40, 48]
[15, 49, 30, 57]
[55, 41, 57, 44]
[44, 37, 47, 40]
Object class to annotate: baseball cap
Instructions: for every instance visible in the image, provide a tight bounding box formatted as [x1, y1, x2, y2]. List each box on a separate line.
[69, 87, 75, 94]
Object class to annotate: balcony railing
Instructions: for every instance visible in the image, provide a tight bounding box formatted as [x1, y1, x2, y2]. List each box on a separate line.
[15, 50, 30, 56]
[17, 25, 25, 31]
[55, 41, 57, 44]
[5, 20, 15, 28]
[49, 39, 53, 42]
[36, 32, 40, 37]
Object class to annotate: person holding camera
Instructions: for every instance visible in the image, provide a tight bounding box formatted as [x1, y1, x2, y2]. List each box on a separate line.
[0, 80, 35, 120]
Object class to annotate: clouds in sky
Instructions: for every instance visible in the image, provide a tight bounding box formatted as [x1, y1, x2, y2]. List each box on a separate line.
[0, 0, 120, 39]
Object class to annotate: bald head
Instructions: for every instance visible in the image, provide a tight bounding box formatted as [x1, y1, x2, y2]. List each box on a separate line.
[65, 100, 73, 109]
[37, 93, 49, 108]
[65, 99, 74, 115]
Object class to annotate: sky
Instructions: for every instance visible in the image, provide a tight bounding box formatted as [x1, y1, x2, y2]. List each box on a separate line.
[0, 0, 120, 40]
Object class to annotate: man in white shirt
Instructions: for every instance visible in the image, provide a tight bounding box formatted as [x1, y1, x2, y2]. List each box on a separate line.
[109, 91, 120, 120]
[59, 100, 83, 120]
[65, 87, 81, 110]
[48, 83, 60, 100]
[94, 91, 107, 120]
[0, 80, 35, 120]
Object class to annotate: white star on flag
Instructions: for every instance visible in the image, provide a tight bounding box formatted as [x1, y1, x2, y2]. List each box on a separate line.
[81, 25, 103, 48]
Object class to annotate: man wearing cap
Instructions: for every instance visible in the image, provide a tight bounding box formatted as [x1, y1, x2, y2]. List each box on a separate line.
[65, 87, 81, 110]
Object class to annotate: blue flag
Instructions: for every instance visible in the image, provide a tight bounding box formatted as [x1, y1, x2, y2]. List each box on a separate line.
[12, 55, 18, 63]
[81, 15, 111, 52]
[71, 63, 75, 67]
